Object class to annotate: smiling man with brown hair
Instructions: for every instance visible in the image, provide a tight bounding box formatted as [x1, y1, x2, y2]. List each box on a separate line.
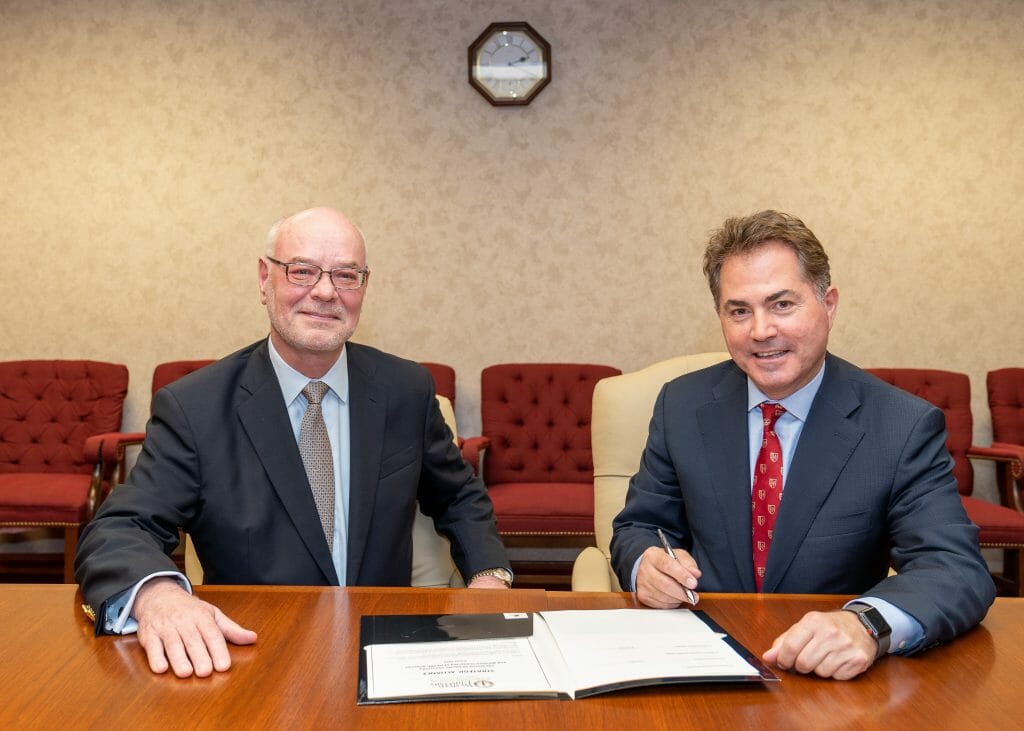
[612, 209, 994, 680]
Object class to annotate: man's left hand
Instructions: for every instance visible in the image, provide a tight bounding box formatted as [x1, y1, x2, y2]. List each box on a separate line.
[467, 575, 511, 589]
[762, 609, 879, 680]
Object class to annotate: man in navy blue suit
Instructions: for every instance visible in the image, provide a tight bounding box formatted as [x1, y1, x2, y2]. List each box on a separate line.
[611, 210, 994, 680]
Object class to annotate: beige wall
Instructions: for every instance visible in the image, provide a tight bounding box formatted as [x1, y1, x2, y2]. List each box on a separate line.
[2, 0, 1022, 500]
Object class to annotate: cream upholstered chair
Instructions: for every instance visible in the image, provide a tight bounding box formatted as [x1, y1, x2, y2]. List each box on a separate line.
[571, 353, 731, 591]
[186, 395, 465, 587]
[409, 395, 466, 588]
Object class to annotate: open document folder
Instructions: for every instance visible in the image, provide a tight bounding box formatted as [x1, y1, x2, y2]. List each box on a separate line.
[357, 608, 777, 704]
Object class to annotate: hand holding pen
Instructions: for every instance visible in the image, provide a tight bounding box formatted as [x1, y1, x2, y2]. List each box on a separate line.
[657, 528, 699, 606]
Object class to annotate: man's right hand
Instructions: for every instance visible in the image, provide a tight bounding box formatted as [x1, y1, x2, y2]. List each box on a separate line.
[132, 577, 258, 678]
[634, 545, 702, 608]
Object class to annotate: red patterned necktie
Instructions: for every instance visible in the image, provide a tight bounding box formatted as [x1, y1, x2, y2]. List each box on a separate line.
[752, 401, 786, 592]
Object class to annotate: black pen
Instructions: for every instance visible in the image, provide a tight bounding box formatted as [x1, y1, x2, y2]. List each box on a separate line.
[657, 528, 698, 605]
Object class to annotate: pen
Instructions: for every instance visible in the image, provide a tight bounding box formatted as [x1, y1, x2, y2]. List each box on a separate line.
[657, 528, 698, 605]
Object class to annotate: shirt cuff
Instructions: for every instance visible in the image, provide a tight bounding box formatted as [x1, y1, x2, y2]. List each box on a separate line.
[845, 596, 924, 654]
[105, 571, 193, 635]
[630, 554, 643, 592]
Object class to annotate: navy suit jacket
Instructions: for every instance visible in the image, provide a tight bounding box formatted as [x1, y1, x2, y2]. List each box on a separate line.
[76, 340, 508, 614]
[611, 354, 994, 650]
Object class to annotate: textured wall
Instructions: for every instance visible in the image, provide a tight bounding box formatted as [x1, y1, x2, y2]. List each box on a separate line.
[2, 0, 1022, 502]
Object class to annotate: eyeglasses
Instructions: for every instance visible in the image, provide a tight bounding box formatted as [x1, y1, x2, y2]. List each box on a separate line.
[266, 256, 369, 291]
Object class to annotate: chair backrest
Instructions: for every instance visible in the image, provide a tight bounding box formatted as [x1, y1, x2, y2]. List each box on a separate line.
[152, 360, 215, 396]
[420, 362, 456, 407]
[590, 353, 731, 587]
[866, 368, 974, 495]
[988, 368, 1024, 445]
[0, 360, 128, 475]
[186, 394, 464, 588]
[409, 395, 464, 588]
[480, 363, 621, 486]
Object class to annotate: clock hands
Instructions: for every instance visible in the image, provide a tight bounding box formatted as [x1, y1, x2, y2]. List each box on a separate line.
[502, 55, 542, 79]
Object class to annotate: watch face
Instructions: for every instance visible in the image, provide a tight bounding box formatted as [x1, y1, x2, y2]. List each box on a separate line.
[469, 23, 551, 105]
[493, 568, 513, 584]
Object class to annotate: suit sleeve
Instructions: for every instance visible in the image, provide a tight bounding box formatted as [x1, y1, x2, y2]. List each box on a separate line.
[414, 380, 510, 580]
[865, 405, 995, 650]
[75, 386, 200, 613]
[610, 385, 689, 590]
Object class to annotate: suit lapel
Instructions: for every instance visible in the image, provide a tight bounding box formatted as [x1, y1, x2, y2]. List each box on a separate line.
[344, 344, 387, 584]
[698, 364, 758, 592]
[763, 355, 865, 592]
[236, 341, 338, 584]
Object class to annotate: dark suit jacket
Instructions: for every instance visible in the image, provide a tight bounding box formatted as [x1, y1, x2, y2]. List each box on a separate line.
[76, 340, 508, 615]
[611, 353, 994, 650]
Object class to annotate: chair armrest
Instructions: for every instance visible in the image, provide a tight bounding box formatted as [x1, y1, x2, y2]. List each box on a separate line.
[461, 436, 490, 476]
[83, 431, 145, 465]
[83, 431, 146, 488]
[571, 547, 618, 592]
[968, 443, 1024, 512]
[82, 431, 143, 518]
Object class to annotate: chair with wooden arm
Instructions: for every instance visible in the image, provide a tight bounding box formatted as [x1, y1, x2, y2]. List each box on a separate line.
[868, 368, 1024, 596]
[0, 359, 129, 582]
[466, 363, 622, 560]
[985, 368, 1024, 513]
[84, 360, 215, 486]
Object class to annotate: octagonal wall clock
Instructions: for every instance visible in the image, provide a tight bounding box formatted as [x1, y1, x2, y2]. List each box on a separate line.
[468, 22, 551, 106]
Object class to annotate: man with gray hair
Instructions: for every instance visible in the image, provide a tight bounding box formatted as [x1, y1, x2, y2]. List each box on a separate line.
[612, 209, 994, 680]
[77, 206, 511, 678]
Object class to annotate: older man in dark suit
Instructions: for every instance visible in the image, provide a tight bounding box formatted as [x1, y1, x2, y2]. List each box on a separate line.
[611, 210, 994, 680]
[77, 207, 511, 678]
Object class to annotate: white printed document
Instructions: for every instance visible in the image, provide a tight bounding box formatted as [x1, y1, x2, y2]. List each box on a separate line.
[358, 608, 775, 704]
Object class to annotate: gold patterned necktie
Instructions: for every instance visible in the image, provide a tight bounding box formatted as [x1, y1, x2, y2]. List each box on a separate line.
[751, 401, 786, 592]
[299, 381, 335, 549]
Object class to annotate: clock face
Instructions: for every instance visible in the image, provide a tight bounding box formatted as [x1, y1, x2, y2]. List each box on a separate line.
[469, 23, 551, 106]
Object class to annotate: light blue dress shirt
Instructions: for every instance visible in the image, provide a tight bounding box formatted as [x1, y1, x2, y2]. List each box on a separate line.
[103, 338, 352, 634]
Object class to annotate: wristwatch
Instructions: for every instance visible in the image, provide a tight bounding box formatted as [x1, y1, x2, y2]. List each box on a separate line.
[843, 602, 891, 658]
[470, 567, 514, 588]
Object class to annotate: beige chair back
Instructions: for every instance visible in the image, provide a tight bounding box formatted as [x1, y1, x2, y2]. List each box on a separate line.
[410, 396, 465, 587]
[186, 395, 465, 588]
[572, 353, 731, 591]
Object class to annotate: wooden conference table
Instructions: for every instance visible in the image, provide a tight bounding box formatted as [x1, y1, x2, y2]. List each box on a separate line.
[2, 585, 1022, 729]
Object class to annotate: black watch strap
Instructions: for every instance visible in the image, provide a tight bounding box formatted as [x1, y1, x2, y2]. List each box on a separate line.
[843, 602, 891, 658]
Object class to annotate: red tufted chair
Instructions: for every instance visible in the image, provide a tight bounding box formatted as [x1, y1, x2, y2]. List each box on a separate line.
[0, 360, 129, 582]
[463, 363, 621, 561]
[986, 368, 1024, 512]
[86, 360, 216, 485]
[867, 368, 1024, 596]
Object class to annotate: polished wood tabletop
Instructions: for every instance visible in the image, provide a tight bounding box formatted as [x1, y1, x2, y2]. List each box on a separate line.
[1, 584, 1022, 729]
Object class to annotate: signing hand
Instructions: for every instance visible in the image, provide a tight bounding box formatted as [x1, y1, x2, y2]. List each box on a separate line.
[634, 545, 701, 608]
[762, 610, 878, 680]
[132, 577, 258, 678]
